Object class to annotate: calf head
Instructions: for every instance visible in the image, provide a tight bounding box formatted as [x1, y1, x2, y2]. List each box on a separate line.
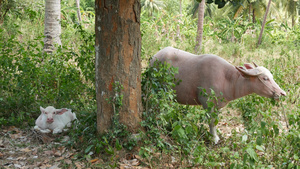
[236, 63, 286, 100]
[40, 106, 68, 124]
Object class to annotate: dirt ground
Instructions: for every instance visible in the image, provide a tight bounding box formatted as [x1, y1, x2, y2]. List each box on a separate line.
[0, 126, 83, 168]
[0, 126, 152, 169]
[2, 108, 286, 169]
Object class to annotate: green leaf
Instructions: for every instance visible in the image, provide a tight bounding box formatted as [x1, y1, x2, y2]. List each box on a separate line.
[242, 135, 248, 142]
[261, 121, 266, 129]
[256, 145, 264, 152]
[115, 139, 122, 151]
[84, 145, 94, 154]
[256, 136, 263, 145]
[246, 147, 258, 161]
[105, 145, 115, 155]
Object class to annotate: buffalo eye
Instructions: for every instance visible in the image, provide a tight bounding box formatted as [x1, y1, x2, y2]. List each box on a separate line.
[263, 77, 269, 81]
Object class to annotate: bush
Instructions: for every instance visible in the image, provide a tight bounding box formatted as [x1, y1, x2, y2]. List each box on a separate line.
[0, 28, 95, 126]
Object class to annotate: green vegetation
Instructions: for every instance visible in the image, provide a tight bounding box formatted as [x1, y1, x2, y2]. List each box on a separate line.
[1, 0, 299, 168]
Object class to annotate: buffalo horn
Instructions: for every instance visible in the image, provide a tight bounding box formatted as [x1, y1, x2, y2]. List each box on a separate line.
[253, 62, 259, 67]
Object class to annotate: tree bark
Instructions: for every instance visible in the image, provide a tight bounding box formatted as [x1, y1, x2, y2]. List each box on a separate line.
[95, 0, 142, 134]
[257, 0, 271, 46]
[76, 0, 81, 22]
[194, 0, 205, 54]
[44, 0, 61, 53]
[252, 9, 255, 23]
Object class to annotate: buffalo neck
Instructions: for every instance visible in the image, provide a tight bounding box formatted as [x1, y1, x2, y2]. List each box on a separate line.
[227, 70, 254, 101]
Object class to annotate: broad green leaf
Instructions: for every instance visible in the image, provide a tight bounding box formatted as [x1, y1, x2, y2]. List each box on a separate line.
[246, 147, 258, 161]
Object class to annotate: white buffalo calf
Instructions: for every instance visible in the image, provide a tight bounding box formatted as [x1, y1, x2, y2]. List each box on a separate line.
[34, 106, 77, 134]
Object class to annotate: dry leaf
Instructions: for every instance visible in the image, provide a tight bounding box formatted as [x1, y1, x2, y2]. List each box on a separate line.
[75, 161, 83, 169]
[64, 159, 72, 165]
[90, 158, 99, 163]
[55, 156, 65, 161]
[44, 150, 54, 155]
[257, 152, 264, 156]
[20, 148, 32, 152]
[54, 151, 62, 157]
[10, 133, 22, 139]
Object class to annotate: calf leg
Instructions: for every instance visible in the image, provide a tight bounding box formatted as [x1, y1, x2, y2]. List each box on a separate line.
[53, 127, 64, 134]
[34, 126, 51, 133]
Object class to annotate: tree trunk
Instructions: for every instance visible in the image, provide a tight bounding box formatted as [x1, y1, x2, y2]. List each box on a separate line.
[292, 14, 295, 27]
[252, 8, 255, 23]
[76, 0, 81, 22]
[44, 0, 61, 53]
[248, 3, 251, 22]
[176, 0, 182, 40]
[194, 0, 205, 54]
[257, 0, 271, 46]
[95, 0, 142, 134]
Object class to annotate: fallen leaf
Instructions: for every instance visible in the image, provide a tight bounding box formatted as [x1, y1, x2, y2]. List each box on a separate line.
[44, 150, 54, 155]
[10, 133, 22, 139]
[0, 152, 3, 158]
[64, 159, 72, 165]
[20, 148, 32, 152]
[54, 151, 62, 157]
[257, 152, 265, 156]
[129, 159, 140, 166]
[55, 156, 65, 161]
[90, 158, 99, 163]
[75, 161, 83, 169]
[134, 155, 142, 160]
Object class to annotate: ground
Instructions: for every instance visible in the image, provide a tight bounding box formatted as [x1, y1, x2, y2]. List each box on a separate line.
[1, 109, 287, 168]
[0, 126, 149, 169]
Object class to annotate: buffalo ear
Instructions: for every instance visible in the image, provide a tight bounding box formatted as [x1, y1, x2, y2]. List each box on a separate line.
[244, 63, 254, 69]
[236, 66, 248, 77]
[236, 66, 262, 77]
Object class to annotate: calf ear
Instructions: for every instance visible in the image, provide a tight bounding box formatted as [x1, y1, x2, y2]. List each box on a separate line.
[55, 108, 68, 115]
[40, 106, 45, 114]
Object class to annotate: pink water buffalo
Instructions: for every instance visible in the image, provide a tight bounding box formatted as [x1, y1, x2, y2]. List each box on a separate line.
[151, 47, 286, 144]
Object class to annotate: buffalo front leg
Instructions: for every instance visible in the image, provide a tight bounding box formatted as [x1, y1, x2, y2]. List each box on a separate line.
[209, 118, 220, 144]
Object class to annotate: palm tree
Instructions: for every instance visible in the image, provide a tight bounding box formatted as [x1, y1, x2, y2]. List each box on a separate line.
[194, 0, 205, 54]
[284, 0, 298, 27]
[44, 0, 61, 53]
[228, 0, 266, 22]
[141, 0, 165, 16]
[76, 0, 81, 22]
[176, 0, 182, 39]
[257, 0, 271, 46]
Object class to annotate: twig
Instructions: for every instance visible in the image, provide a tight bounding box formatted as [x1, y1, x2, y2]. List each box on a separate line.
[281, 102, 289, 129]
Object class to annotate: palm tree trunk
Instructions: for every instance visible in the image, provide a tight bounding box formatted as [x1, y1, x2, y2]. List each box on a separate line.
[257, 0, 271, 46]
[76, 0, 81, 22]
[248, 3, 251, 22]
[292, 15, 295, 27]
[194, 0, 205, 54]
[252, 9, 255, 23]
[176, 0, 182, 40]
[44, 0, 61, 53]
